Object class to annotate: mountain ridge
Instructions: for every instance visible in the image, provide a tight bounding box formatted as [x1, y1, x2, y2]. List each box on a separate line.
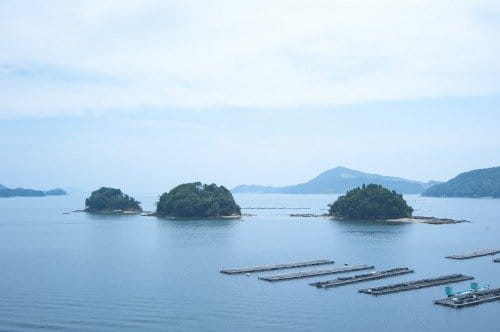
[422, 166, 500, 197]
[232, 167, 436, 194]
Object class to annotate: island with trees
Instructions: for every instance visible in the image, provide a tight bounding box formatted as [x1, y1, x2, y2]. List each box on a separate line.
[84, 187, 142, 214]
[325, 184, 467, 224]
[156, 182, 241, 219]
[328, 184, 413, 220]
[422, 166, 500, 198]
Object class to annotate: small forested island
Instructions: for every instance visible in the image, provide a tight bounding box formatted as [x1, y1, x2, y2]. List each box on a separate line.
[0, 184, 67, 198]
[84, 187, 142, 214]
[328, 184, 413, 220]
[156, 182, 241, 218]
[325, 184, 468, 224]
[422, 166, 500, 198]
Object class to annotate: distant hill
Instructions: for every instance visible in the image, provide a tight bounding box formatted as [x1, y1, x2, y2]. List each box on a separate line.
[422, 166, 500, 198]
[45, 188, 67, 196]
[232, 167, 436, 194]
[0, 184, 67, 198]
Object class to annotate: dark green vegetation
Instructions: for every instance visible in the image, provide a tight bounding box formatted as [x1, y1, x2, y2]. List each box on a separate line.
[328, 184, 413, 220]
[423, 166, 500, 198]
[0, 184, 67, 198]
[85, 187, 142, 213]
[156, 182, 241, 218]
[233, 166, 438, 194]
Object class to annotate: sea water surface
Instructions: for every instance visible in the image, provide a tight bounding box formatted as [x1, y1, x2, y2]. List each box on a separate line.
[0, 193, 499, 331]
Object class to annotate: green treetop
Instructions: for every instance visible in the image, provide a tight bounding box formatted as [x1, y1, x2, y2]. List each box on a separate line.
[156, 182, 241, 218]
[328, 184, 413, 220]
[85, 187, 142, 213]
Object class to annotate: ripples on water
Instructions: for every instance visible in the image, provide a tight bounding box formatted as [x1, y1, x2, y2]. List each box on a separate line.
[0, 194, 498, 331]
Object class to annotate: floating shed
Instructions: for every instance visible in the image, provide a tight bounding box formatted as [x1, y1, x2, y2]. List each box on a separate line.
[434, 288, 500, 308]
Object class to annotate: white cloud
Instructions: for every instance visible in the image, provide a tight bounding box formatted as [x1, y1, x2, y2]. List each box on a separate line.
[1, 0, 500, 118]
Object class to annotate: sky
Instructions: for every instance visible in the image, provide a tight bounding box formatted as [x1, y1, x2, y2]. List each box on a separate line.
[1, 0, 500, 193]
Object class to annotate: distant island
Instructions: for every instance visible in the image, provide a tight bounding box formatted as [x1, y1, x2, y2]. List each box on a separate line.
[232, 166, 438, 194]
[156, 182, 241, 218]
[422, 166, 500, 198]
[328, 184, 413, 220]
[44, 188, 67, 196]
[0, 184, 67, 198]
[84, 187, 142, 214]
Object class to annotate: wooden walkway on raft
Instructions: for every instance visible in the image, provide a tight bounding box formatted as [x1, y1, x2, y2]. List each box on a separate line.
[359, 274, 474, 295]
[445, 248, 500, 260]
[258, 264, 374, 282]
[434, 288, 500, 308]
[219, 259, 334, 274]
[309, 268, 414, 288]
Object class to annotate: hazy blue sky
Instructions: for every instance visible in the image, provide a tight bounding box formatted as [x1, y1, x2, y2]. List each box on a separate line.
[1, 1, 500, 192]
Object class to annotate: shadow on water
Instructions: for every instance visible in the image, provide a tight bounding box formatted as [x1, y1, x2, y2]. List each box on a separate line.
[330, 218, 411, 236]
[153, 216, 238, 230]
[84, 212, 143, 222]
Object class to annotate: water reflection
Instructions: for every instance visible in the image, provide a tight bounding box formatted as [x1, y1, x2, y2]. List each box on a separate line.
[154, 217, 238, 230]
[331, 218, 411, 237]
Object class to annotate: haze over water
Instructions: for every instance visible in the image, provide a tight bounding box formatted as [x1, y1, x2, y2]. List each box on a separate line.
[1, 193, 498, 331]
[2, 1, 500, 331]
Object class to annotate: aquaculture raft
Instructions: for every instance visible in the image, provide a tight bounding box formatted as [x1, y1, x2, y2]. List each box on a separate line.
[220, 259, 334, 274]
[445, 249, 500, 260]
[309, 268, 414, 288]
[258, 264, 374, 282]
[359, 274, 474, 295]
[494, 258, 500, 263]
[434, 288, 500, 308]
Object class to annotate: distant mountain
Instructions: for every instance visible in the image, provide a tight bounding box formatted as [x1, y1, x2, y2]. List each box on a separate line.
[45, 188, 67, 196]
[232, 167, 436, 194]
[422, 166, 500, 198]
[0, 184, 67, 198]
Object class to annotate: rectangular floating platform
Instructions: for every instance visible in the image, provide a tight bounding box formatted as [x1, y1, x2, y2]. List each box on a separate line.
[258, 264, 374, 282]
[445, 248, 500, 260]
[494, 258, 500, 263]
[359, 274, 474, 295]
[434, 288, 500, 308]
[309, 268, 414, 288]
[220, 259, 334, 274]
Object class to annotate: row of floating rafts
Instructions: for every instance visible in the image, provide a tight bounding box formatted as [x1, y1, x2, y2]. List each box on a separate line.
[326, 268, 409, 281]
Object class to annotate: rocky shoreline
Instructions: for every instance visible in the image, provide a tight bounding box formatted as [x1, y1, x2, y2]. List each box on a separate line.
[386, 216, 470, 224]
[72, 209, 142, 215]
[143, 212, 243, 220]
[289, 213, 470, 224]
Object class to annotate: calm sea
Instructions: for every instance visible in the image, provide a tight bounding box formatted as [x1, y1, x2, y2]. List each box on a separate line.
[0, 193, 499, 331]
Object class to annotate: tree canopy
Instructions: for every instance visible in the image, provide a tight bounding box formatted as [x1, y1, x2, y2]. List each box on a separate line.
[156, 182, 241, 218]
[85, 187, 142, 212]
[328, 184, 413, 220]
